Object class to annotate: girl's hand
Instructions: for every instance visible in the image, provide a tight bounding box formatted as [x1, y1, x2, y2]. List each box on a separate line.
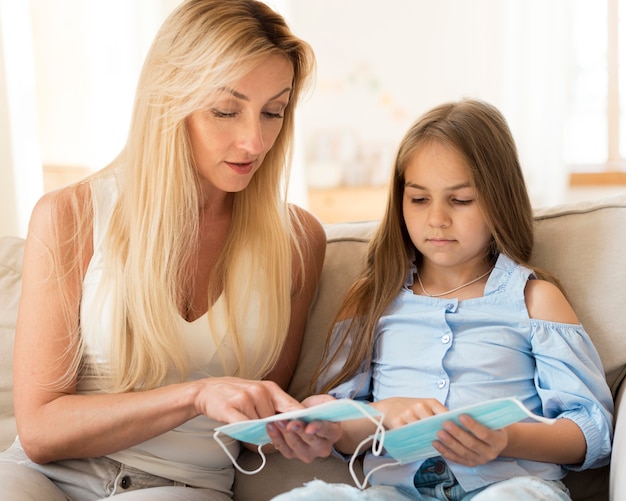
[266, 393, 342, 463]
[372, 398, 507, 467]
[373, 397, 449, 429]
[433, 414, 508, 466]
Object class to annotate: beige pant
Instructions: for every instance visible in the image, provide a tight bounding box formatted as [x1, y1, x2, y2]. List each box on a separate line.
[0, 439, 230, 500]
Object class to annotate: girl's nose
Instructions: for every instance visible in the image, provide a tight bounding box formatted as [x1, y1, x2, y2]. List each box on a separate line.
[428, 202, 451, 228]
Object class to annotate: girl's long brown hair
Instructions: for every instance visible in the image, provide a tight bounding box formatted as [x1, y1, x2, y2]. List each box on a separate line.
[312, 99, 554, 394]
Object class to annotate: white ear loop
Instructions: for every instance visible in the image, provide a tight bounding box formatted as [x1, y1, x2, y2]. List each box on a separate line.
[348, 416, 404, 490]
[349, 435, 401, 490]
[213, 430, 267, 475]
[213, 399, 387, 479]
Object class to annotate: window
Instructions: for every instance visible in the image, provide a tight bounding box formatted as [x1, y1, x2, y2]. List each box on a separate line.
[567, 0, 626, 184]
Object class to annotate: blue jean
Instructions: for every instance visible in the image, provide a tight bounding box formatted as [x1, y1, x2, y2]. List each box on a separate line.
[0, 439, 230, 500]
[270, 456, 571, 501]
[413, 457, 571, 501]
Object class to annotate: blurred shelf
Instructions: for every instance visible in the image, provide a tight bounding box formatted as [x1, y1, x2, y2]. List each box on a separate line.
[308, 186, 388, 224]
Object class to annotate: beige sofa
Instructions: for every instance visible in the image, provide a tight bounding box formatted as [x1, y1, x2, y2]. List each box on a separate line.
[1, 195, 625, 500]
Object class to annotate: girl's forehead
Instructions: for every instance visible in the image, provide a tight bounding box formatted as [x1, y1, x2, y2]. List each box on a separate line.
[405, 143, 472, 182]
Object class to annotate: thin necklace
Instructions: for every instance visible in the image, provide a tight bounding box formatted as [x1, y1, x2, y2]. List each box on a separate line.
[416, 267, 493, 298]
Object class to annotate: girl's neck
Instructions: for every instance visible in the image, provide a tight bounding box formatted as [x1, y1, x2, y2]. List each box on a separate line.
[414, 262, 493, 298]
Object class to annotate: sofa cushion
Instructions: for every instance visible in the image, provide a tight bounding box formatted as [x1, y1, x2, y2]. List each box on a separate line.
[0, 237, 24, 450]
[289, 221, 375, 401]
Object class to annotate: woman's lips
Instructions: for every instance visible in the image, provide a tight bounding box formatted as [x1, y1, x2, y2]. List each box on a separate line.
[226, 161, 254, 175]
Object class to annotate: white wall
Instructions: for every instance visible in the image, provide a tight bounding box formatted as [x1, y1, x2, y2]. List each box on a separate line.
[0, 0, 577, 237]
[288, 0, 570, 205]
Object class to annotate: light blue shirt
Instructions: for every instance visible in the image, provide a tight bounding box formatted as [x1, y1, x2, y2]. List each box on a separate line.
[327, 254, 613, 493]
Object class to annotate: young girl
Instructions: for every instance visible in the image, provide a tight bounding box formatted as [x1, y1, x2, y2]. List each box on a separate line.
[270, 99, 613, 500]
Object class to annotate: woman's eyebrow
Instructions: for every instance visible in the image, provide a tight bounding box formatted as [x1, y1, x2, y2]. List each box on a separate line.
[220, 87, 292, 102]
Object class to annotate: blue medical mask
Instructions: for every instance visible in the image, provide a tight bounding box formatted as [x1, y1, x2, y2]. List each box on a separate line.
[379, 396, 554, 464]
[350, 396, 555, 489]
[213, 399, 384, 476]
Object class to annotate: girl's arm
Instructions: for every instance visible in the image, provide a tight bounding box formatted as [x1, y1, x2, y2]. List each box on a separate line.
[433, 415, 585, 467]
[434, 278, 607, 468]
[14, 189, 302, 464]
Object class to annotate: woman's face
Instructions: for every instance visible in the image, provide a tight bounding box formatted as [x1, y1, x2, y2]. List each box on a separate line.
[402, 141, 492, 270]
[187, 54, 294, 198]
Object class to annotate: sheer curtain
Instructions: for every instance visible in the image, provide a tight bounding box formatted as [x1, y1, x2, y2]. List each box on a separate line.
[0, 0, 43, 237]
[501, 0, 570, 206]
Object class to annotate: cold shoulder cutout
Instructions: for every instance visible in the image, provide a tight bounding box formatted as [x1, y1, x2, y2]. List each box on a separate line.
[524, 278, 579, 324]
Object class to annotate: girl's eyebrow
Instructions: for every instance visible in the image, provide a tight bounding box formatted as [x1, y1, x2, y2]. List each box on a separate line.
[219, 87, 292, 102]
[404, 181, 471, 191]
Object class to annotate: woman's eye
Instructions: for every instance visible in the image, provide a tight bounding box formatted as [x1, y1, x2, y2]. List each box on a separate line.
[411, 197, 427, 204]
[263, 111, 284, 119]
[211, 109, 237, 118]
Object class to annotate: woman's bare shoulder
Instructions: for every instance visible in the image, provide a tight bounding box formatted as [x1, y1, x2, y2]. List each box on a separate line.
[27, 183, 92, 247]
[288, 204, 326, 255]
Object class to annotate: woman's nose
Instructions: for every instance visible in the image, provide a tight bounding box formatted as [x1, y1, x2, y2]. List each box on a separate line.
[237, 117, 265, 155]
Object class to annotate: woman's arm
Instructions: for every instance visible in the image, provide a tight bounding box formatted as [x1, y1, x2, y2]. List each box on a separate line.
[14, 189, 302, 464]
[260, 207, 332, 463]
[264, 206, 326, 389]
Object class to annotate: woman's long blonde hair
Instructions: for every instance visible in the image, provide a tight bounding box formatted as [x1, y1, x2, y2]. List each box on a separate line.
[313, 99, 545, 394]
[58, 0, 315, 392]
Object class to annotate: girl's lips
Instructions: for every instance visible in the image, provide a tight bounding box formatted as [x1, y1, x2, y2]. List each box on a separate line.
[428, 238, 454, 246]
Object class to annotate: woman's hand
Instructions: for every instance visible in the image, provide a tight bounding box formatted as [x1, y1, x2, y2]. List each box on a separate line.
[265, 393, 342, 463]
[192, 377, 304, 423]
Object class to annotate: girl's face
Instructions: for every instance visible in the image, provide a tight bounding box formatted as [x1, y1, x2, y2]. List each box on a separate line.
[402, 141, 492, 270]
[187, 54, 294, 199]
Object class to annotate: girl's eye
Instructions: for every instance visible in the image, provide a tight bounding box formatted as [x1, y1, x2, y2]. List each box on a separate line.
[411, 197, 428, 204]
[453, 198, 473, 205]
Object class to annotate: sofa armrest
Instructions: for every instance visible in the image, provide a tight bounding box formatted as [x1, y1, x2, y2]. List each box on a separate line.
[610, 381, 626, 500]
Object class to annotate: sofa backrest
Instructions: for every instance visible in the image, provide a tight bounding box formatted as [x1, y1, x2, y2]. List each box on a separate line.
[288, 194, 626, 400]
[1, 194, 625, 449]
[0, 237, 24, 448]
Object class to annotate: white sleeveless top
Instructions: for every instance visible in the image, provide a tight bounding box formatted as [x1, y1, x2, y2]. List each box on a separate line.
[77, 171, 260, 493]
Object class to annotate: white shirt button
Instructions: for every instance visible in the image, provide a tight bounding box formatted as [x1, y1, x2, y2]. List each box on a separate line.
[441, 334, 451, 344]
[437, 379, 447, 389]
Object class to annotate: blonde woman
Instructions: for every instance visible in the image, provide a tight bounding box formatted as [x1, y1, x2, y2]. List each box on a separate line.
[0, 1, 334, 499]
